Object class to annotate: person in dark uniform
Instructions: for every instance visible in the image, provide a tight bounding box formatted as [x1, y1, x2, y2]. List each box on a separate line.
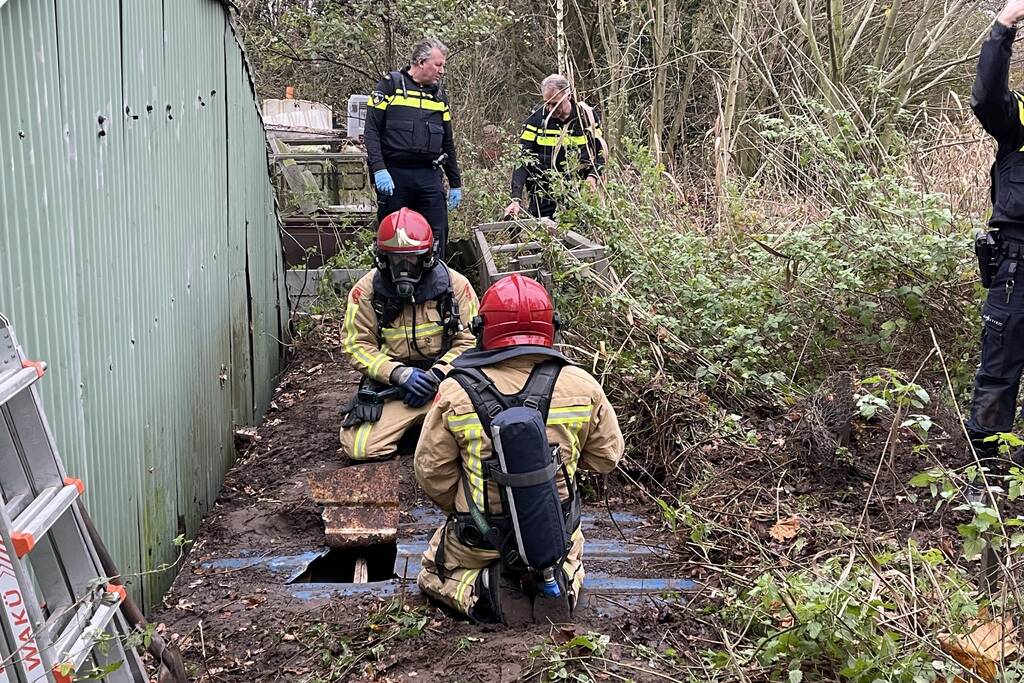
[364, 38, 463, 259]
[505, 74, 605, 220]
[967, 0, 1024, 462]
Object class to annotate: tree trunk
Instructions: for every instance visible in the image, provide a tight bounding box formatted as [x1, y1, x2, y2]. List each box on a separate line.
[722, 0, 748, 180]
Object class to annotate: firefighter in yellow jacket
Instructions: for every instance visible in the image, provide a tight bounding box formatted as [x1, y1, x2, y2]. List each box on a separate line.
[340, 208, 478, 461]
[414, 274, 624, 625]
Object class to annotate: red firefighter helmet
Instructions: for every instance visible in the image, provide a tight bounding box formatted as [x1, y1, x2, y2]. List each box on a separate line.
[476, 274, 557, 349]
[375, 209, 435, 292]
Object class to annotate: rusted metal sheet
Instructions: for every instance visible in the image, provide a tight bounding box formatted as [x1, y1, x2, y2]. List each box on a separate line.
[279, 224, 373, 269]
[308, 462, 401, 547]
[321, 507, 400, 548]
[308, 462, 401, 505]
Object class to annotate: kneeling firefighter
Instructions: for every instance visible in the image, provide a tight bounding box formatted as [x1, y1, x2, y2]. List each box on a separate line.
[340, 208, 479, 462]
[414, 274, 624, 624]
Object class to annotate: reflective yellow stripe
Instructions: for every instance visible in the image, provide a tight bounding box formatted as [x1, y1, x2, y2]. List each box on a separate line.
[448, 413, 483, 431]
[439, 349, 461, 365]
[525, 124, 540, 132]
[564, 422, 583, 478]
[351, 422, 374, 460]
[448, 406, 591, 430]
[372, 100, 388, 110]
[549, 411, 592, 426]
[548, 406, 593, 420]
[1017, 97, 1024, 152]
[394, 89, 434, 99]
[521, 130, 537, 142]
[443, 111, 451, 122]
[381, 322, 444, 340]
[466, 428, 485, 509]
[455, 568, 481, 603]
[343, 301, 392, 375]
[368, 353, 389, 375]
[389, 95, 447, 112]
[535, 134, 588, 147]
[447, 413, 487, 508]
[549, 406, 591, 478]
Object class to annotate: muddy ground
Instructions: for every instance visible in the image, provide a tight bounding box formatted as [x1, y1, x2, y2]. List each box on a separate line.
[149, 328, 988, 682]
[149, 329, 709, 683]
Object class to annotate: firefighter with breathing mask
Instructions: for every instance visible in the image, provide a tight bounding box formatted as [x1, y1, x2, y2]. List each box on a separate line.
[339, 208, 479, 462]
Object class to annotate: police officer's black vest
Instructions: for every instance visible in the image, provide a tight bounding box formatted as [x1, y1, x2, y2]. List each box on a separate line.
[988, 92, 1024, 237]
[378, 70, 448, 158]
[522, 104, 593, 179]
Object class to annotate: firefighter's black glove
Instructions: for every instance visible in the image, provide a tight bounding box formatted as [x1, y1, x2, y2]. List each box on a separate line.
[342, 396, 384, 428]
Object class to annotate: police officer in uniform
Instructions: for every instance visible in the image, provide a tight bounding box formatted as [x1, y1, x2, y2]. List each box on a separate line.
[414, 275, 623, 624]
[364, 38, 463, 259]
[505, 74, 605, 220]
[967, 0, 1024, 462]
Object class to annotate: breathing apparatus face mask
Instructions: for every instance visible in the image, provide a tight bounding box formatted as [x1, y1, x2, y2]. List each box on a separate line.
[385, 253, 426, 299]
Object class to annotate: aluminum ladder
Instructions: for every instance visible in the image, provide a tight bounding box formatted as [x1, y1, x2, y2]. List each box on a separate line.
[0, 315, 147, 682]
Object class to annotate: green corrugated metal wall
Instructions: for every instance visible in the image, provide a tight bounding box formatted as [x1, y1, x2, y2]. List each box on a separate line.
[0, 0, 288, 610]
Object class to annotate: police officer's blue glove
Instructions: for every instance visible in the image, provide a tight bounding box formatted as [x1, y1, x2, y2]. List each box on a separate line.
[391, 366, 439, 408]
[374, 169, 395, 196]
[447, 187, 463, 210]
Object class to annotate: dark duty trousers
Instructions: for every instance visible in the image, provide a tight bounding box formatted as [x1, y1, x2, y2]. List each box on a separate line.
[376, 166, 449, 259]
[967, 252, 1024, 452]
[526, 184, 557, 220]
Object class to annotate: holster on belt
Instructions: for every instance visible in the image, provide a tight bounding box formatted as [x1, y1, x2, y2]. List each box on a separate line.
[975, 229, 1001, 289]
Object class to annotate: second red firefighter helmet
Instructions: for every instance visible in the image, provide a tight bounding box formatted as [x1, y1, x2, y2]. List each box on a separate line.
[473, 274, 558, 350]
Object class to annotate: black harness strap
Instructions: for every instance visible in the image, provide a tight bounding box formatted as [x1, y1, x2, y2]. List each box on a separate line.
[450, 360, 569, 550]
[451, 361, 563, 434]
[490, 461, 560, 488]
[371, 265, 461, 356]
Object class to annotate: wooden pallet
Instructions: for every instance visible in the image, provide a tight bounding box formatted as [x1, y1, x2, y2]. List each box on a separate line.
[470, 219, 610, 292]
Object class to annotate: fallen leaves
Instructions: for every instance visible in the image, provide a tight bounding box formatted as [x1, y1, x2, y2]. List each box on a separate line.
[769, 516, 802, 542]
[551, 625, 578, 645]
[940, 614, 1018, 683]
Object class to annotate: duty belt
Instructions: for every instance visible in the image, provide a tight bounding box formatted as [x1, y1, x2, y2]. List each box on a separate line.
[1001, 236, 1024, 258]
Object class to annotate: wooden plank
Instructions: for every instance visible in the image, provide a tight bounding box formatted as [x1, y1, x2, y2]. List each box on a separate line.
[516, 255, 543, 268]
[471, 220, 610, 292]
[353, 558, 369, 584]
[491, 242, 543, 254]
[564, 230, 602, 249]
[474, 229, 499, 291]
[286, 269, 367, 311]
